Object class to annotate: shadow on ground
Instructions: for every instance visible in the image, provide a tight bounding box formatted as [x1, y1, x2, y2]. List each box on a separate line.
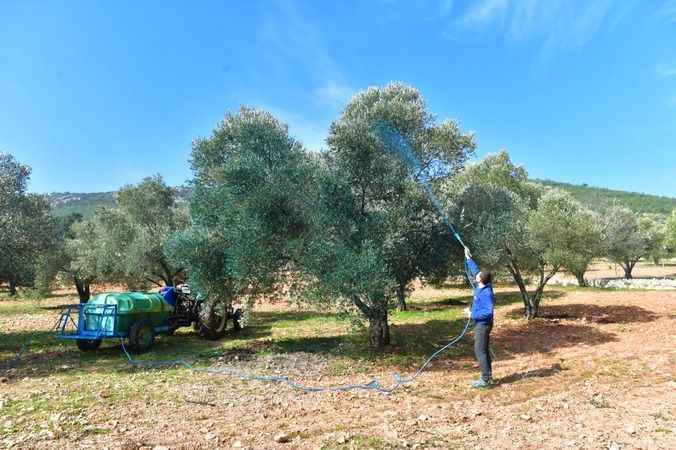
[2, 296, 663, 381]
[409, 290, 566, 312]
[0, 325, 273, 381]
[506, 303, 660, 323]
[497, 363, 565, 385]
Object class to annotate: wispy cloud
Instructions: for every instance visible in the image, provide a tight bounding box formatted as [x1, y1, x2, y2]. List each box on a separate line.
[256, 0, 353, 105]
[252, 0, 353, 149]
[450, 0, 637, 63]
[462, 0, 509, 27]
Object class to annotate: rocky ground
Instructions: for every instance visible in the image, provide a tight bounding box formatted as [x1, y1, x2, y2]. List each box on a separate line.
[1, 286, 675, 449]
[550, 261, 676, 290]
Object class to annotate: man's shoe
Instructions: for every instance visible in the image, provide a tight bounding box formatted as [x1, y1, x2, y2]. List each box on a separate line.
[471, 379, 490, 389]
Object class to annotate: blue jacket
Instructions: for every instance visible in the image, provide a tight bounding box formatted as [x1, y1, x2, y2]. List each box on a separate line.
[465, 257, 494, 323]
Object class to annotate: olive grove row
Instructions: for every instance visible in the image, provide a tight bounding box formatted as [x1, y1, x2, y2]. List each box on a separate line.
[1, 83, 674, 349]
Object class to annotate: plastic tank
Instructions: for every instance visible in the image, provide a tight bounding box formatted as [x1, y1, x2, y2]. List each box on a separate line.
[83, 292, 175, 336]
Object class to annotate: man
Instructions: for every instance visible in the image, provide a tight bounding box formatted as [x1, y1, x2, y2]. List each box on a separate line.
[464, 247, 494, 388]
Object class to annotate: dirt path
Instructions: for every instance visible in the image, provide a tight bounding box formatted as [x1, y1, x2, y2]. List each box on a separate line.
[1, 289, 675, 449]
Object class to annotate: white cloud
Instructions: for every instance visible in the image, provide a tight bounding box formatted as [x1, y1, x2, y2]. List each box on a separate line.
[462, 0, 509, 26]
[252, 1, 355, 148]
[452, 0, 636, 60]
[257, 0, 352, 107]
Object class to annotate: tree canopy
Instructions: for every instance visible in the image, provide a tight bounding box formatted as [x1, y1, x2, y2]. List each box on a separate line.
[69, 175, 187, 289]
[300, 83, 476, 348]
[447, 151, 601, 317]
[168, 107, 317, 310]
[602, 205, 664, 279]
[0, 153, 55, 295]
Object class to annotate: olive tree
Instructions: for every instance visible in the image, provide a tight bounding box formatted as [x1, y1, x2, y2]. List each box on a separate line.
[34, 213, 84, 297]
[641, 214, 667, 265]
[168, 107, 317, 311]
[602, 205, 663, 279]
[447, 152, 597, 317]
[560, 208, 604, 287]
[528, 189, 603, 291]
[666, 209, 676, 253]
[385, 187, 457, 311]
[0, 153, 54, 295]
[69, 176, 186, 290]
[301, 83, 475, 349]
[115, 176, 187, 286]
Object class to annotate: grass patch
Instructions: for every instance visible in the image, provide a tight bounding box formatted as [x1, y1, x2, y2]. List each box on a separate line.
[0, 300, 45, 316]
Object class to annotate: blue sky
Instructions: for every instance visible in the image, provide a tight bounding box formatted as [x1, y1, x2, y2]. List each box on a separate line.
[2, 0, 676, 196]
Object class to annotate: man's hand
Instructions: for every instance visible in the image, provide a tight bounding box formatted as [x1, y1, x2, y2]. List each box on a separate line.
[463, 307, 471, 318]
[464, 246, 472, 258]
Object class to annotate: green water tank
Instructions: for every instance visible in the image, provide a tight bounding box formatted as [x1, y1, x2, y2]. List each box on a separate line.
[83, 292, 174, 336]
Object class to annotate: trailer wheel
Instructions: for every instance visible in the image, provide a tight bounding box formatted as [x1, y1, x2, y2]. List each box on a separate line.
[76, 339, 102, 351]
[128, 320, 155, 353]
[196, 301, 227, 340]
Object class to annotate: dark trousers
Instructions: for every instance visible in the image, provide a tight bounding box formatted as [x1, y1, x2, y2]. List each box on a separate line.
[474, 320, 493, 382]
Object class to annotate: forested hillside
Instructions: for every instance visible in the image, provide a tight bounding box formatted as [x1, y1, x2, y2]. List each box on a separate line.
[46, 180, 676, 217]
[46, 186, 192, 217]
[536, 179, 676, 215]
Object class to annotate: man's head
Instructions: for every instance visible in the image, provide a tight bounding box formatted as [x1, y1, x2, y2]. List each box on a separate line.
[475, 271, 492, 286]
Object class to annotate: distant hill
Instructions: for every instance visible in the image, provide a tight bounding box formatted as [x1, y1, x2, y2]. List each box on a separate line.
[536, 179, 676, 215]
[46, 187, 192, 217]
[47, 181, 676, 217]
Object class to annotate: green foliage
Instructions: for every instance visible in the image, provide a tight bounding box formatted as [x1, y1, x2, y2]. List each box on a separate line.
[602, 205, 665, 279]
[536, 179, 676, 215]
[0, 153, 55, 295]
[301, 83, 475, 348]
[666, 210, 676, 252]
[447, 151, 601, 315]
[46, 187, 192, 218]
[447, 151, 539, 266]
[69, 175, 186, 288]
[170, 107, 316, 308]
[529, 189, 603, 287]
[641, 214, 668, 264]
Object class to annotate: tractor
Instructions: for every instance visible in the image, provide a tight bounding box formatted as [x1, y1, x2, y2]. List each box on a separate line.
[56, 284, 242, 353]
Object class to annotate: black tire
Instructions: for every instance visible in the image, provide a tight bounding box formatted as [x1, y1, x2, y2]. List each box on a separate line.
[76, 339, 102, 351]
[128, 320, 155, 354]
[196, 301, 227, 340]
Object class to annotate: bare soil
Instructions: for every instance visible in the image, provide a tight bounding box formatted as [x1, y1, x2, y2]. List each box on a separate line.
[1, 286, 675, 449]
[559, 260, 676, 282]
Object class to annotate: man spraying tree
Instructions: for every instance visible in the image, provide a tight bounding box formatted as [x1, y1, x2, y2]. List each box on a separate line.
[463, 246, 495, 388]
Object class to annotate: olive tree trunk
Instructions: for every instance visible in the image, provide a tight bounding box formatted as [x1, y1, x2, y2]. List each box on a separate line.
[368, 311, 391, 350]
[621, 259, 637, 280]
[74, 276, 91, 303]
[573, 271, 588, 287]
[8, 279, 17, 296]
[395, 283, 407, 311]
[352, 294, 391, 351]
[506, 257, 559, 319]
